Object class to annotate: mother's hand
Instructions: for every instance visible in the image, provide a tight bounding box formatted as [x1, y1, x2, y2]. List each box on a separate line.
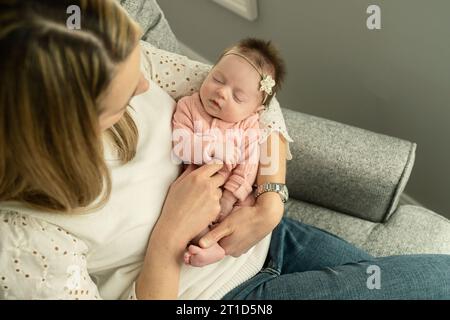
[198, 192, 284, 257]
[151, 163, 225, 254]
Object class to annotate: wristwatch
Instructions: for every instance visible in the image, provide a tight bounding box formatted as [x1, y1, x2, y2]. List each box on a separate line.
[254, 183, 289, 203]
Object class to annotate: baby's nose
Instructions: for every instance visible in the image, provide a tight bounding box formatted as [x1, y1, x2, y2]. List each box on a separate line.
[216, 87, 227, 99]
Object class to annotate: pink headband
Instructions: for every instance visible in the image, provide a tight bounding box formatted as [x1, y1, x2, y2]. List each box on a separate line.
[222, 50, 275, 105]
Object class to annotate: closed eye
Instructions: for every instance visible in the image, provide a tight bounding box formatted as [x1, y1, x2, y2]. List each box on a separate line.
[213, 77, 224, 84]
[233, 95, 242, 103]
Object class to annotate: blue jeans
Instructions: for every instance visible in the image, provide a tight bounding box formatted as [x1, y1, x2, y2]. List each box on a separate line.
[222, 217, 450, 299]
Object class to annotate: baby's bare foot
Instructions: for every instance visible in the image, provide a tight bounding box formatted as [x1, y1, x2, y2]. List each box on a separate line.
[183, 245, 203, 266]
[186, 244, 225, 267]
[183, 251, 192, 265]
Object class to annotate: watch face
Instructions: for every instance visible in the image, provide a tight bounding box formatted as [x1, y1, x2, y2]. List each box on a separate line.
[274, 184, 287, 202]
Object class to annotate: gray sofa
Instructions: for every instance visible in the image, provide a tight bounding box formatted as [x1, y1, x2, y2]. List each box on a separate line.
[120, 0, 450, 257]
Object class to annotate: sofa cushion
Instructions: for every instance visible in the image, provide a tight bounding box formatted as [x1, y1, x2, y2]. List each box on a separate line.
[285, 199, 450, 256]
[119, 0, 180, 53]
[283, 108, 415, 223]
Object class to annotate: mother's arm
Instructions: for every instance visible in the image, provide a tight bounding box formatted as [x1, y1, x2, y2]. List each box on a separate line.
[255, 131, 287, 222]
[135, 163, 225, 299]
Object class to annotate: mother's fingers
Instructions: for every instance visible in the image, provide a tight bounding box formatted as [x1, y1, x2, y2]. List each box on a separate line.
[211, 172, 226, 188]
[176, 164, 198, 182]
[196, 163, 224, 177]
[175, 163, 224, 190]
[216, 188, 223, 201]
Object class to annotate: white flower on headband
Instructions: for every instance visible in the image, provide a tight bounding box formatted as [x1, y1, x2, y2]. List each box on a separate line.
[260, 74, 275, 96]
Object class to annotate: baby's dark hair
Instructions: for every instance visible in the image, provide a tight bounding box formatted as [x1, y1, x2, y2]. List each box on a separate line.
[217, 38, 286, 106]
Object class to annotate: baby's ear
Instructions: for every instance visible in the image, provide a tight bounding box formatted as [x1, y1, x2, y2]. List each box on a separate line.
[255, 105, 265, 113]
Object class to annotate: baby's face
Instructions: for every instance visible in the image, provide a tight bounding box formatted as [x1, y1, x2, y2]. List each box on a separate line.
[199, 54, 264, 123]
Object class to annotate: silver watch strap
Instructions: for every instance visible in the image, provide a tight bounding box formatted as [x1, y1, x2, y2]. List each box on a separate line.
[254, 183, 288, 203]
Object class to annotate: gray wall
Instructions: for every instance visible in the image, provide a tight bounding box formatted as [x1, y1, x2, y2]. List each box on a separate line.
[158, 0, 450, 219]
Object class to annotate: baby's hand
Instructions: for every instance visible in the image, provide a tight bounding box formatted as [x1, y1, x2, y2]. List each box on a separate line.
[219, 197, 234, 217]
[217, 190, 237, 222]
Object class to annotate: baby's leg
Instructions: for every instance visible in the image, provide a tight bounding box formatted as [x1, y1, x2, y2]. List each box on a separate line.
[215, 193, 256, 223]
[236, 193, 255, 207]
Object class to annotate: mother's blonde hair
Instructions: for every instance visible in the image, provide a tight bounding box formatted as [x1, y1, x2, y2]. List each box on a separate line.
[0, 0, 141, 213]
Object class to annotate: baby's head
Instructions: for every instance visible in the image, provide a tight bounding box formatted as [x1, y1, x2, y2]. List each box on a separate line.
[199, 38, 286, 123]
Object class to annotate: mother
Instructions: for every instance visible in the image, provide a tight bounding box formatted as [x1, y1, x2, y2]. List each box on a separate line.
[1, 0, 449, 300]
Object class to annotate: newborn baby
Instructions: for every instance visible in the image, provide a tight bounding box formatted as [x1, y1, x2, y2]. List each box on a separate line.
[172, 38, 285, 267]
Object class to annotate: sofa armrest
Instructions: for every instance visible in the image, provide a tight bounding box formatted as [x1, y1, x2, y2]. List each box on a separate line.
[285, 200, 450, 256]
[283, 108, 416, 223]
